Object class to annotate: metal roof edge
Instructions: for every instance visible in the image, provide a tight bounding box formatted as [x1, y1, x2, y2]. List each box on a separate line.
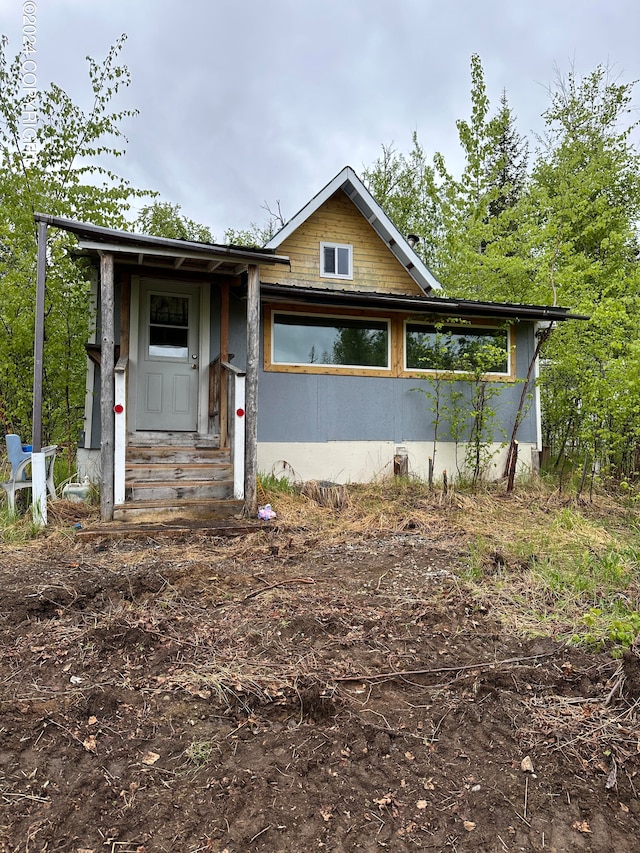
[33, 213, 290, 266]
[258, 282, 588, 321]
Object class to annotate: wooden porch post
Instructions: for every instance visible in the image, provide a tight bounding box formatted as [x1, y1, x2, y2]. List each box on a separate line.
[99, 252, 115, 521]
[220, 280, 229, 447]
[244, 264, 259, 516]
[120, 272, 131, 360]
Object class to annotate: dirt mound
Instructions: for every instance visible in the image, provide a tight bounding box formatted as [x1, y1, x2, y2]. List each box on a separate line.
[0, 531, 638, 851]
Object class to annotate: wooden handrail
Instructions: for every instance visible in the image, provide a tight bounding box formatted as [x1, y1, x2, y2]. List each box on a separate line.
[221, 360, 245, 376]
[209, 356, 245, 449]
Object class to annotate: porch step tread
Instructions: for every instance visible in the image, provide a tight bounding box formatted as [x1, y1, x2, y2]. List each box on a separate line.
[129, 478, 233, 488]
[129, 432, 220, 448]
[126, 448, 230, 464]
[128, 479, 234, 502]
[113, 498, 244, 523]
[127, 444, 227, 451]
[115, 497, 241, 509]
[126, 463, 232, 483]
[126, 462, 231, 470]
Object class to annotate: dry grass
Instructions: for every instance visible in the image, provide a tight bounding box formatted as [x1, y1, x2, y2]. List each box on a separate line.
[260, 477, 640, 652]
[4, 475, 640, 654]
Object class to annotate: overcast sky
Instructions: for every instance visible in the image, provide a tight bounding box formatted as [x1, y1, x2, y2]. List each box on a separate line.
[1, 0, 639, 241]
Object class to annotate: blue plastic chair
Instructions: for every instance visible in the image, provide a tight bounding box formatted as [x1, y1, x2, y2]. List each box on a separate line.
[2, 434, 57, 514]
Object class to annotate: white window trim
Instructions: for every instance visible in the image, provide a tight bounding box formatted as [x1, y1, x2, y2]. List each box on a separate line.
[271, 309, 392, 371]
[403, 320, 513, 377]
[320, 242, 353, 280]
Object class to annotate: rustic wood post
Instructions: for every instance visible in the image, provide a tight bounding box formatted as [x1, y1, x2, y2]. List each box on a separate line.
[503, 323, 553, 479]
[394, 446, 409, 478]
[220, 281, 230, 448]
[244, 264, 260, 516]
[100, 252, 115, 521]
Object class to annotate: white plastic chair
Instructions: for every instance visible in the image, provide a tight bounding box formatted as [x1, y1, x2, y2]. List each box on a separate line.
[1, 434, 57, 514]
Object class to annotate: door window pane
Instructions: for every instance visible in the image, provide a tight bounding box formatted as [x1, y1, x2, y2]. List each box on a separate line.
[148, 294, 189, 358]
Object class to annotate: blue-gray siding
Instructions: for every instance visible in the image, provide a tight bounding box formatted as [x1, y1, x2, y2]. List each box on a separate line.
[257, 322, 537, 444]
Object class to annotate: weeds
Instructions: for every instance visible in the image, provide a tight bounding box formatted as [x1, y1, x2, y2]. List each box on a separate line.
[0, 505, 45, 543]
[458, 491, 640, 653]
[184, 740, 214, 767]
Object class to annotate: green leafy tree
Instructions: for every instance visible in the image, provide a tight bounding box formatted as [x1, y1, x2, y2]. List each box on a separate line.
[530, 66, 640, 480]
[365, 56, 640, 486]
[224, 200, 286, 247]
[362, 135, 442, 267]
[136, 201, 214, 243]
[0, 34, 149, 446]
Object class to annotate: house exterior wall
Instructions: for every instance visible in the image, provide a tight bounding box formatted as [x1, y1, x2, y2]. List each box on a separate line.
[257, 440, 538, 484]
[260, 190, 424, 297]
[256, 316, 539, 484]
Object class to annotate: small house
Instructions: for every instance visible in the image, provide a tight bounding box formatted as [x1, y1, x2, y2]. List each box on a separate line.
[35, 167, 581, 521]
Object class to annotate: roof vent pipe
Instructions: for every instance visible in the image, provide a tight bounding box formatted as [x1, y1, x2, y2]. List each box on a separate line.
[406, 234, 420, 249]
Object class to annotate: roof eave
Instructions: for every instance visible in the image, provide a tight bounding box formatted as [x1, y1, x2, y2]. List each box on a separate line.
[258, 282, 588, 322]
[34, 212, 290, 267]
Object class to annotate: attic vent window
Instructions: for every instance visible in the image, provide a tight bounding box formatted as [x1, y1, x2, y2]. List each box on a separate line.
[320, 242, 352, 280]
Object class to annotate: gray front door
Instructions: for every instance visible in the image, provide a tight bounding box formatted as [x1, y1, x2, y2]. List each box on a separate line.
[136, 282, 200, 431]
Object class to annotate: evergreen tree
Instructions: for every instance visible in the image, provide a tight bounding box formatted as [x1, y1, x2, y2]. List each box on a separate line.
[433, 55, 532, 302]
[485, 90, 529, 221]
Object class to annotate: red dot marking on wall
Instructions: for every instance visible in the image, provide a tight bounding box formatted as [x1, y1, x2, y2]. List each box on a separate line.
[114, 404, 124, 414]
[236, 408, 245, 418]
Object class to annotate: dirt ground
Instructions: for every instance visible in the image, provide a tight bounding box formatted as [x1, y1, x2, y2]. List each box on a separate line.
[1, 512, 639, 852]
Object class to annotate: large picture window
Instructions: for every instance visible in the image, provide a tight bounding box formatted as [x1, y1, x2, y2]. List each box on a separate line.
[272, 312, 390, 369]
[405, 322, 510, 375]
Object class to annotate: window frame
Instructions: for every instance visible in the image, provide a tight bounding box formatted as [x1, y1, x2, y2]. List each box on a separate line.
[402, 319, 515, 380]
[264, 305, 393, 376]
[320, 242, 353, 280]
[263, 306, 519, 382]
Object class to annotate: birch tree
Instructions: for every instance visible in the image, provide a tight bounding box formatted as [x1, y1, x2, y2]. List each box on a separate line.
[0, 34, 148, 445]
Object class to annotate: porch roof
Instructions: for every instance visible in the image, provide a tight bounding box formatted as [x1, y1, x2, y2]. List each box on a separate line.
[259, 282, 589, 322]
[33, 213, 290, 277]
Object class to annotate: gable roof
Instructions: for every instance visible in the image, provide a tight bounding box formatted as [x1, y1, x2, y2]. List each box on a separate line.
[264, 166, 441, 294]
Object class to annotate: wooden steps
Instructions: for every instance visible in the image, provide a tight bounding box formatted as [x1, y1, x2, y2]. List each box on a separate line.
[114, 433, 238, 522]
[113, 498, 243, 523]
